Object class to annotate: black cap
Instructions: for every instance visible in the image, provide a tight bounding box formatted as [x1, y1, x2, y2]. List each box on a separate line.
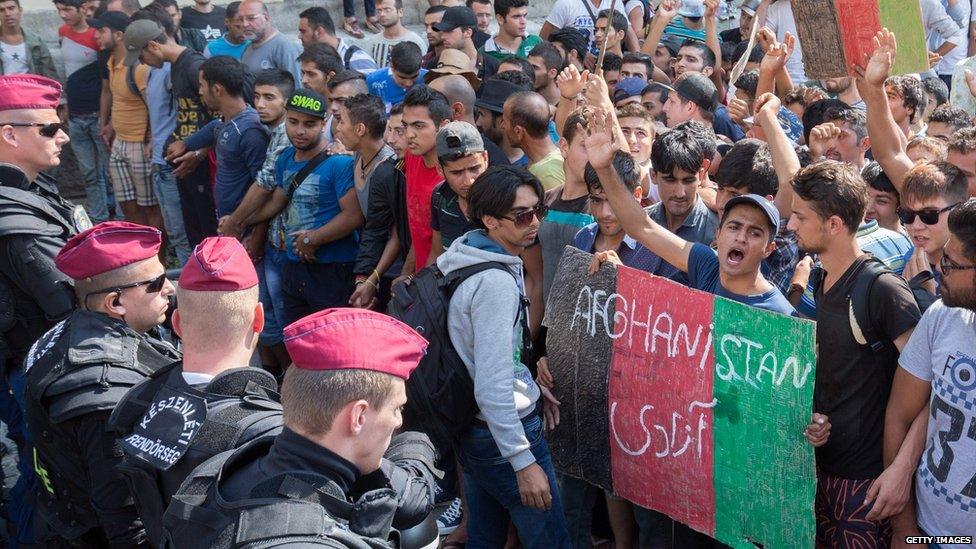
[475, 78, 524, 113]
[90, 11, 130, 33]
[286, 89, 328, 118]
[669, 72, 719, 114]
[433, 6, 477, 32]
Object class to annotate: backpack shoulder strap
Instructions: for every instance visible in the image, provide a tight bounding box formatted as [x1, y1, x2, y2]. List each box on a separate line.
[849, 257, 890, 352]
[343, 44, 357, 69]
[444, 262, 533, 355]
[127, 64, 146, 105]
[286, 150, 330, 198]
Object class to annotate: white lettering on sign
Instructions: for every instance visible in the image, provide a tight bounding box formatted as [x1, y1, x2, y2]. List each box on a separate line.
[717, 334, 813, 389]
[609, 398, 718, 460]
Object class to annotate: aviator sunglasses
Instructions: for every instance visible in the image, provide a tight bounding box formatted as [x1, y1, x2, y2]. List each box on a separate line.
[83, 273, 168, 307]
[1, 122, 68, 138]
[896, 202, 960, 226]
[502, 204, 548, 228]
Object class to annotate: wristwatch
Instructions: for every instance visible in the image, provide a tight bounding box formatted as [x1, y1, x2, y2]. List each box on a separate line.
[303, 236, 311, 245]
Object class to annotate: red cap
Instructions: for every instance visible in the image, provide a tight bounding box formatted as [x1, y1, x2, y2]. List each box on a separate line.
[179, 237, 258, 291]
[55, 221, 162, 280]
[283, 308, 428, 379]
[0, 74, 62, 111]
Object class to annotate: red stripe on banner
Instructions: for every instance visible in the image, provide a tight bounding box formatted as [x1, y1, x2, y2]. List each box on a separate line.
[835, 0, 881, 75]
[608, 267, 717, 536]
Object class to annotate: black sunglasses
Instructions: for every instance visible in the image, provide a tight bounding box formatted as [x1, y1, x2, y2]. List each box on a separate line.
[84, 273, 168, 306]
[896, 202, 960, 226]
[940, 252, 976, 273]
[503, 204, 547, 228]
[1, 122, 68, 138]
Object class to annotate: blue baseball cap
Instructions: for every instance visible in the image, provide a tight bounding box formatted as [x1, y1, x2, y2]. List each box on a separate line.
[613, 77, 648, 104]
[723, 194, 779, 234]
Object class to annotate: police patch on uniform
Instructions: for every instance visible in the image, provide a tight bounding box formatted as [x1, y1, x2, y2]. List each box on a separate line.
[72, 205, 92, 232]
[119, 384, 207, 470]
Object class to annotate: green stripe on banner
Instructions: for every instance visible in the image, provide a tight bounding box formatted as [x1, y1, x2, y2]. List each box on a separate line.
[711, 298, 817, 549]
[878, 0, 928, 76]
[544, 209, 595, 228]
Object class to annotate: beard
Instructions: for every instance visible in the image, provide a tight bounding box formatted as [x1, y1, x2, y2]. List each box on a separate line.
[941, 282, 976, 312]
[294, 136, 323, 151]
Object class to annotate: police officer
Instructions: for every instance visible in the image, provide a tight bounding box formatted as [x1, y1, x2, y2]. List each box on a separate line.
[0, 74, 90, 545]
[109, 236, 283, 546]
[161, 308, 441, 548]
[24, 221, 180, 547]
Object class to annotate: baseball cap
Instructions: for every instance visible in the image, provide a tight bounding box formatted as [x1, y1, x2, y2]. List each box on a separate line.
[613, 77, 647, 104]
[657, 34, 683, 57]
[723, 194, 779, 234]
[741, 0, 761, 17]
[124, 20, 164, 66]
[668, 72, 719, 113]
[286, 89, 328, 118]
[432, 6, 477, 32]
[678, 0, 705, 18]
[475, 78, 524, 113]
[90, 11, 130, 33]
[436, 121, 485, 158]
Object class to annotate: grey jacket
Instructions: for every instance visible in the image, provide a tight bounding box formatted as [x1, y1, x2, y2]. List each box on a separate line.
[0, 30, 59, 81]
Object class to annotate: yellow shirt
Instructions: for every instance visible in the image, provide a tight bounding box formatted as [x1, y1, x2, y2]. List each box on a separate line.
[107, 55, 150, 142]
[528, 148, 566, 191]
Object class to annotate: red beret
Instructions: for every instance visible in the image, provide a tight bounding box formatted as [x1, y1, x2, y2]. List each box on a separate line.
[179, 237, 258, 291]
[56, 221, 162, 280]
[0, 74, 62, 111]
[283, 308, 428, 379]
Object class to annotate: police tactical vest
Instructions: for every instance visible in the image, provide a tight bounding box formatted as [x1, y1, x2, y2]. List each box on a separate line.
[109, 362, 283, 546]
[23, 310, 178, 541]
[161, 438, 401, 549]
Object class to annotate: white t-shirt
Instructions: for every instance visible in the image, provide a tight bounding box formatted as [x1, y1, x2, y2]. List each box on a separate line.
[898, 300, 976, 546]
[545, 0, 630, 49]
[362, 30, 427, 69]
[764, 0, 807, 83]
[0, 40, 28, 75]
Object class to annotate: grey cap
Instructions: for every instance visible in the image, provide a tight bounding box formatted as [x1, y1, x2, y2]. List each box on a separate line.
[724, 193, 779, 233]
[741, 0, 761, 17]
[124, 20, 164, 66]
[436, 121, 485, 159]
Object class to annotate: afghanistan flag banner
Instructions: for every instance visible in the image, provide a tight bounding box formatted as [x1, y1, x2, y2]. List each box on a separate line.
[544, 247, 817, 549]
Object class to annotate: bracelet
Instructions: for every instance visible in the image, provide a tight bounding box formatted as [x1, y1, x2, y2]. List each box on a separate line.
[364, 278, 378, 290]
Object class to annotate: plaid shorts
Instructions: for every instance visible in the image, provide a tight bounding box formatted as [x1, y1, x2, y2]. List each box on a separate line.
[816, 471, 892, 548]
[109, 139, 156, 207]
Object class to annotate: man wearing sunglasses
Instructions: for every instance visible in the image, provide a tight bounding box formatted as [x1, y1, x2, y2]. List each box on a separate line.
[0, 73, 89, 547]
[874, 198, 976, 544]
[436, 165, 571, 547]
[23, 221, 180, 548]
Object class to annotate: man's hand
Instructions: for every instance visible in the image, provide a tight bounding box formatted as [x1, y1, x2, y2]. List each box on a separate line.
[241, 229, 265, 263]
[965, 69, 976, 99]
[536, 356, 554, 389]
[515, 463, 553, 510]
[808, 122, 841, 159]
[327, 139, 349, 156]
[804, 413, 831, 447]
[583, 108, 616, 170]
[791, 256, 814, 289]
[292, 230, 319, 262]
[218, 215, 242, 237]
[587, 249, 623, 275]
[704, 0, 718, 19]
[584, 72, 613, 111]
[756, 26, 776, 53]
[801, 86, 827, 106]
[99, 122, 115, 147]
[855, 28, 897, 88]
[864, 459, 914, 521]
[760, 32, 795, 75]
[927, 51, 942, 69]
[728, 97, 752, 128]
[165, 139, 187, 162]
[540, 385, 561, 431]
[349, 280, 379, 309]
[556, 65, 589, 100]
[655, 0, 679, 24]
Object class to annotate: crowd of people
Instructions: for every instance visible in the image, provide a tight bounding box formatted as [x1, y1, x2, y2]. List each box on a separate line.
[0, 0, 975, 546]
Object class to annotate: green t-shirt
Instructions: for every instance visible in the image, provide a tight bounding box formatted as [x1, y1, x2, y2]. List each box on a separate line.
[480, 34, 543, 61]
[528, 149, 566, 191]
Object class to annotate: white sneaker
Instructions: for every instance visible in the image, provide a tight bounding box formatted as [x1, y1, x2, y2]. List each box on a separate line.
[436, 497, 463, 535]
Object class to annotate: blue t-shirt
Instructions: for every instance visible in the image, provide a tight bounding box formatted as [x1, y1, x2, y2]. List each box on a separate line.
[687, 243, 796, 316]
[186, 106, 269, 216]
[146, 64, 176, 166]
[275, 149, 359, 264]
[204, 37, 250, 59]
[367, 67, 428, 111]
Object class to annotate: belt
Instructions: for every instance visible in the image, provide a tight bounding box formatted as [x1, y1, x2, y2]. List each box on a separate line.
[471, 401, 541, 430]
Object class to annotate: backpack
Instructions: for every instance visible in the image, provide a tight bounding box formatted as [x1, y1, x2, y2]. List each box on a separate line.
[388, 262, 532, 451]
[811, 256, 935, 352]
[343, 44, 364, 70]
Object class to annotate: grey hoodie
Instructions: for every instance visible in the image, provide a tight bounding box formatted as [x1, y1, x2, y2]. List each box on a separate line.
[436, 230, 541, 472]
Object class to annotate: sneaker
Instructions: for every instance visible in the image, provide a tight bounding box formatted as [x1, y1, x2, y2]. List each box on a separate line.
[436, 497, 463, 536]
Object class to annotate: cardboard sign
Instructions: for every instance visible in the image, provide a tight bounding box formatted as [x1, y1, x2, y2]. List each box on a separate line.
[791, 0, 927, 79]
[544, 247, 817, 548]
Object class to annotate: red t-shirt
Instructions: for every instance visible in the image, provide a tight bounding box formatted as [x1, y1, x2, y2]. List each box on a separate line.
[404, 152, 443, 268]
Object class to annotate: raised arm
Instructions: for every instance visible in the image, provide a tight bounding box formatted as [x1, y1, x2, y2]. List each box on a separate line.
[753, 93, 799, 221]
[585, 108, 695, 273]
[640, 0, 678, 57]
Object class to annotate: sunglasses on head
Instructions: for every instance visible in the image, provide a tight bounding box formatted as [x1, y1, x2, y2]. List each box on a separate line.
[1, 122, 68, 138]
[84, 273, 168, 307]
[896, 202, 960, 226]
[503, 204, 547, 228]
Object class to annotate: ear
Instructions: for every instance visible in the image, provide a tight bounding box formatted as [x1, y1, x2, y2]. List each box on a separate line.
[495, 13, 504, 26]
[558, 136, 569, 157]
[481, 214, 499, 231]
[763, 239, 778, 258]
[357, 121, 368, 137]
[103, 291, 125, 317]
[0, 126, 18, 147]
[702, 66, 714, 77]
[861, 136, 871, 152]
[698, 158, 712, 179]
[172, 308, 183, 338]
[252, 302, 265, 335]
[548, 67, 558, 81]
[451, 101, 464, 120]
[633, 185, 644, 201]
[347, 399, 370, 435]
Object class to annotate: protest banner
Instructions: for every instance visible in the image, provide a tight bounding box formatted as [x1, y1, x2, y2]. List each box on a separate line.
[790, 0, 927, 79]
[544, 247, 817, 548]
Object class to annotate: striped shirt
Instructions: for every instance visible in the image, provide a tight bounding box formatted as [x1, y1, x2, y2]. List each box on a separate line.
[337, 39, 378, 75]
[572, 215, 682, 281]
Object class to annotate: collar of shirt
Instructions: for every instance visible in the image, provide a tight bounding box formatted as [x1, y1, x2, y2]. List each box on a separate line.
[856, 219, 880, 238]
[182, 371, 216, 385]
[650, 196, 708, 231]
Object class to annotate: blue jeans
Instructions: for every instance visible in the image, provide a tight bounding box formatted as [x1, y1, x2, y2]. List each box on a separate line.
[343, 0, 375, 18]
[458, 414, 571, 549]
[68, 114, 111, 223]
[2, 367, 37, 546]
[152, 164, 191, 265]
[558, 474, 600, 549]
[258, 244, 288, 346]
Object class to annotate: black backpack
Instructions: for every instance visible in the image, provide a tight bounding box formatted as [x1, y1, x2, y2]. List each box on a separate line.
[388, 262, 532, 451]
[811, 256, 935, 351]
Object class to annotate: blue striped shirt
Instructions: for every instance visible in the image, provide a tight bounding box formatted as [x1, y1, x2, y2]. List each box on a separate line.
[572, 221, 682, 280]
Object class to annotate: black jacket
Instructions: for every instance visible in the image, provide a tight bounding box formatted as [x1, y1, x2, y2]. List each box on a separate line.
[354, 156, 410, 277]
[24, 310, 180, 547]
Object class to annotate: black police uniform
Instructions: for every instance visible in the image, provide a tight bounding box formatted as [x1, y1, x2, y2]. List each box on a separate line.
[161, 427, 440, 548]
[0, 163, 87, 387]
[108, 361, 283, 546]
[23, 309, 180, 547]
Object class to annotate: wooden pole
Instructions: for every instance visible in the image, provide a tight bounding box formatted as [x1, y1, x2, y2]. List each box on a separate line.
[595, 0, 618, 74]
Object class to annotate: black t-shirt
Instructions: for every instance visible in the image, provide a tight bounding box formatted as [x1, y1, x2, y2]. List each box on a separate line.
[719, 27, 742, 44]
[171, 48, 213, 141]
[430, 182, 476, 247]
[180, 5, 226, 41]
[67, 49, 110, 116]
[483, 134, 509, 167]
[813, 254, 920, 479]
[473, 30, 489, 50]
